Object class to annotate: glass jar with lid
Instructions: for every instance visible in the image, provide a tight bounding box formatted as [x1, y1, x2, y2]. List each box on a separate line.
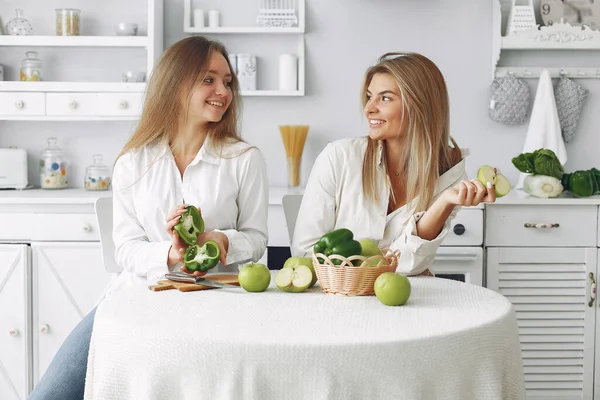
[84, 154, 111, 191]
[40, 137, 68, 189]
[55, 8, 81, 36]
[20, 51, 42, 81]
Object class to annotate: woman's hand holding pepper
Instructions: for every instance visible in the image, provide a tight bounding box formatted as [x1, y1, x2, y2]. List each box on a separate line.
[165, 204, 194, 267]
[180, 230, 229, 276]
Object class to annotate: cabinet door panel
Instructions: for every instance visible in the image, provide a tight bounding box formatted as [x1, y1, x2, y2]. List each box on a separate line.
[0, 244, 29, 400]
[31, 242, 111, 385]
[487, 247, 596, 400]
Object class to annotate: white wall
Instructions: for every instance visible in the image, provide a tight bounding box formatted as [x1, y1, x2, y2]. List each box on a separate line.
[1, 0, 598, 188]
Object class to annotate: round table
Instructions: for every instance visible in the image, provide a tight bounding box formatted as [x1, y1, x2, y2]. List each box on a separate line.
[84, 276, 526, 400]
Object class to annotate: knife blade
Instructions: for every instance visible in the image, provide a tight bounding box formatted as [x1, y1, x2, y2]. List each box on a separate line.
[165, 273, 239, 289]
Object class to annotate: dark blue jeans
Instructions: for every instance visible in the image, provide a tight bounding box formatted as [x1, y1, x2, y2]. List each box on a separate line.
[28, 307, 97, 400]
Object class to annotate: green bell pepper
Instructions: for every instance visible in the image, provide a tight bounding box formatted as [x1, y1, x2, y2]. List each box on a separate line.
[183, 240, 220, 273]
[173, 205, 204, 245]
[313, 228, 362, 265]
[568, 170, 597, 197]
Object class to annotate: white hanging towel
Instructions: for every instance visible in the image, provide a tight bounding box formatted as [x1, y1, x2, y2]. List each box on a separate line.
[516, 69, 567, 189]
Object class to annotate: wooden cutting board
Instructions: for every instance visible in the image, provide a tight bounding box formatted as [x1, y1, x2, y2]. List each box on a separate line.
[148, 274, 240, 292]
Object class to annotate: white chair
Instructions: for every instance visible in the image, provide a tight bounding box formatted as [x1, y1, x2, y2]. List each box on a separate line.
[94, 197, 123, 273]
[281, 194, 303, 245]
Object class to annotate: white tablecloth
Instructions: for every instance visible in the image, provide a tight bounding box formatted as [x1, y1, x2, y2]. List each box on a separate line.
[84, 275, 525, 400]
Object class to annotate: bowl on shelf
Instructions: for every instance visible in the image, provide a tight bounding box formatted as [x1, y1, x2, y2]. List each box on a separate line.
[115, 22, 138, 36]
[122, 71, 145, 82]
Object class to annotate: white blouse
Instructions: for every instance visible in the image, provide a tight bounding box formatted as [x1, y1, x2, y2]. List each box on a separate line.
[291, 137, 467, 276]
[109, 137, 268, 293]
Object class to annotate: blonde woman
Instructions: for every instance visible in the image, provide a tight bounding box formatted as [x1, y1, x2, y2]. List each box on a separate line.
[29, 36, 268, 400]
[292, 52, 495, 276]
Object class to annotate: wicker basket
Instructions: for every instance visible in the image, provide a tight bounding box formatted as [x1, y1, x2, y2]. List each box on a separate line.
[312, 249, 400, 296]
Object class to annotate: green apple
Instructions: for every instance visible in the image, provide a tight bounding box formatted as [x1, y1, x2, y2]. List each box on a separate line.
[494, 172, 511, 198]
[358, 239, 384, 266]
[283, 256, 317, 287]
[359, 239, 383, 257]
[477, 165, 511, 198]
[374, 272, 411, 306]
[238, 263, 271, 293]
[275, 265, 313, 293]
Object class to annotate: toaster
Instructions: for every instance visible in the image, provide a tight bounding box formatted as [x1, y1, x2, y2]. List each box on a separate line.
[0, 147, 28, 189]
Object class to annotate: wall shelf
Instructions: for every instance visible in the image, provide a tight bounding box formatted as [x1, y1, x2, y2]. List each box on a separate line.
[241, 90, 303, 96]
[184, 27, 304, 34]
[0, 0, 162, 121]
[492, 0, 600, 79]
[0, 35, 149, 48]
[495, 67, 600, 79]
[183, 0, 306, 96]
[0, 82, 146, 92]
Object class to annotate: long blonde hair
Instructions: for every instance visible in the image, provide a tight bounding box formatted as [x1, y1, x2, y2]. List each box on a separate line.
[361, 52, 462, 213]
[116, 36, 242, 161]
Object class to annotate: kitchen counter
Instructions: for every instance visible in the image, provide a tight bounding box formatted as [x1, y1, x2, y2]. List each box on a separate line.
[3, 187, 599, 207]
[491, 189, 600, 205]
[0, 188, 111, 205]
[0, 187, 303, 206]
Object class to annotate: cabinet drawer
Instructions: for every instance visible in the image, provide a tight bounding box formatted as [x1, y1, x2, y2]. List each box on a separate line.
[486, 205, 597, 247]
[0, 92, 45, 116]
[46, 93, 97, 116]
[0, 213, 99, 241]
[443, 208, 483, 246]
[96, 92, 142, 116]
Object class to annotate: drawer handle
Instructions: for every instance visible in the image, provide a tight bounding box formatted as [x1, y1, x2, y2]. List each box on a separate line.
[14, 100, 24, 109]
[453, 223, 466, 235]
[9, 328, 19, 337]
[69, 101, 78, 110]
[524, 222, 560, 229]
[589, 273, 596, 308]
[81, 223, 91, 232]
[119, 100, 129, 109]
[40, 324, 50, 334]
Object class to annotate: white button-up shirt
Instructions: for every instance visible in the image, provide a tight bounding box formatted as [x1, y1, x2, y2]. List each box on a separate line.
[291, 137, 467, 276]
[109, 137, 268, 293]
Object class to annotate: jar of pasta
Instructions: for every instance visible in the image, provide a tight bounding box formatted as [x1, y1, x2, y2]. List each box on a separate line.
[55, 8, 81, 36]
[40, 137, 68, 189]
[84, 154, 111, 191]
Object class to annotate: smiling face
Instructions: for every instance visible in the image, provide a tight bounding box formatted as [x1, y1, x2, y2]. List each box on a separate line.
[186, 51, 233, 125]
[364, 72, 407, 141]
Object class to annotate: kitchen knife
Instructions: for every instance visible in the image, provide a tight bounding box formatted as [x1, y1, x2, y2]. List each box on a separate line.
[165, 273, 239, 289]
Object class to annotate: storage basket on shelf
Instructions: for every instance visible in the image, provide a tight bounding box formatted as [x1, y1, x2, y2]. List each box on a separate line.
[312, 249, 400, 296]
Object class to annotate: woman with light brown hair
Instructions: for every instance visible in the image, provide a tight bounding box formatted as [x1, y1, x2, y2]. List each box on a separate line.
[292, 52, 495, 276]
[28, 36, 268, 400]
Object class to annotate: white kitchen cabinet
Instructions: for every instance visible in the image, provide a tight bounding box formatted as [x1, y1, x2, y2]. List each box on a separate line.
[0, 190, 113, 398]
[0, 244, 30, 400]
[487, 247, 597, 400]
[31, 242, 111, 385]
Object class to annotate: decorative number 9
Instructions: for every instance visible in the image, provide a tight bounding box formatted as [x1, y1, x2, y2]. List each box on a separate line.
[542, 3, 551, 15]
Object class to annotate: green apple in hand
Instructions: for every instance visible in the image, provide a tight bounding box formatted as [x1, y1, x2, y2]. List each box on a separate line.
[283, 256, 317, 287]
[374, 272, 411, 306]
[477, 165, 511, 198]
[275, 265, 313, 293]
[238, 263, 271, 292]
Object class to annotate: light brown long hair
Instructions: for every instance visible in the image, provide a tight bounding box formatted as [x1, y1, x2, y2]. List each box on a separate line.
[116, 36, 242, 161]
[361, 52, 462, 213]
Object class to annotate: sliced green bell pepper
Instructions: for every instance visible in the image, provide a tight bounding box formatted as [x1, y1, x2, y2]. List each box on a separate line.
[173, 205, 204, 245]
[183, 240, 220, 273]
[569, 170, 597, 197]
[313, 228, 362, 265]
